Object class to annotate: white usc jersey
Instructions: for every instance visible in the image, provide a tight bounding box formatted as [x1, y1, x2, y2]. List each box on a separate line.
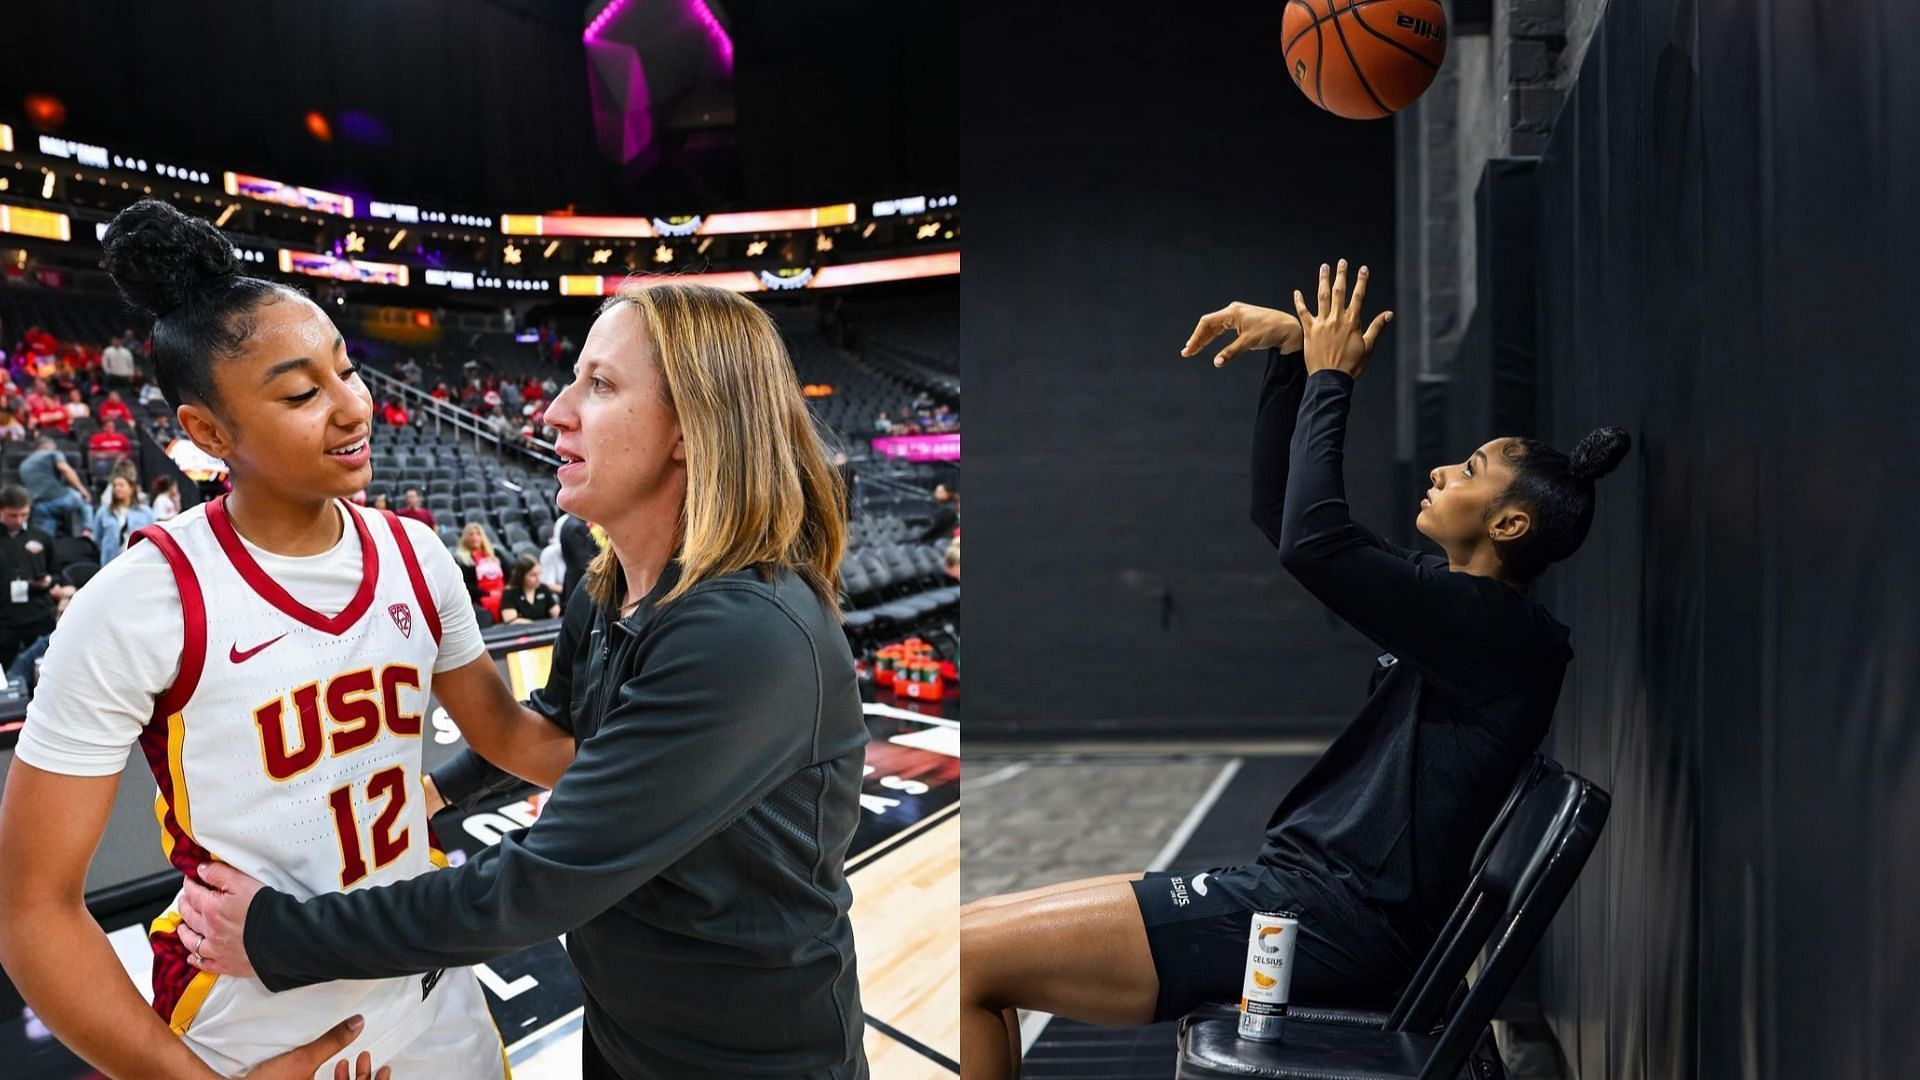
[134, 497, 504, 1077]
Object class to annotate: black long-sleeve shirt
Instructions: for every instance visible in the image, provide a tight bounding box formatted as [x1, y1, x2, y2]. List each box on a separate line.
[243, 564, 871, 1079]
[1242, 352, 1572, 981]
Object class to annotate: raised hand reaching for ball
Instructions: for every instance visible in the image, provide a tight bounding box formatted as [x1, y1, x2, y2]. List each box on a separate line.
[1293, 259, 1392, 380]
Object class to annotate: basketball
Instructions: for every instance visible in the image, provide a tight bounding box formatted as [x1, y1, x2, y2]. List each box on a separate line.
[1283, 0, 1447, 120]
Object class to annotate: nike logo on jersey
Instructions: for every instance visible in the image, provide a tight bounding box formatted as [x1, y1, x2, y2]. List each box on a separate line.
[229, 633, 289, 664]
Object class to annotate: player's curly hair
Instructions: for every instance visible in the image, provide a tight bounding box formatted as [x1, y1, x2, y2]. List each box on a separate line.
[1489, 426, 1632, 582]
[102, 199, 294, 412]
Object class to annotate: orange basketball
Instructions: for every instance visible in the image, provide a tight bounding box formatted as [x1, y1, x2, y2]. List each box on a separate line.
[1282, 0, 1447, 121]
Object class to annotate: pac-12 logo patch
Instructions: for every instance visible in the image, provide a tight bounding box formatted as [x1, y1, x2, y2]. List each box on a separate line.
[389, 602, 413, 638]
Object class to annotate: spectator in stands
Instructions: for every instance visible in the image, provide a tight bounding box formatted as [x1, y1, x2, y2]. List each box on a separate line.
[101, 334, 137, 389]
[96, 389, 134, 426]
[379, 397, 409, 426]
[874, 410, 892, 433]
[27, 383, 68, 434]
[0, 411, 24, 443]
[539, 516, 568, 593]
[486, 408, 516, 443]
[500, 378, 523, 415]
[558, 512, 599, 607]
[369, 492, 391, 511]
[454, 521, 505, 613]
[397, 487, 436, 529]
[136, 378, 168, 410]
[62, 388, 90, 424]
[398, 356, 424, 385]
[147, 476, 180, 520]
[921, 483, 959, 541]
[86, 418, 133, 463]
[498, 555, 561, 623]
[0, 484, 73, 669]
[18, 438, 91, 537]
[96, 459, 139, 506]
[945, 535, 960, 581]
[431, 380, 452, 401]
[89, 475, 154, 564]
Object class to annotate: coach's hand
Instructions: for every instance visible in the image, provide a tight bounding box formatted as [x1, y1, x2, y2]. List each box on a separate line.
[178, 861, 264, 979]
[251, 1016, 395, 1080]
[1182, 302, 1303, 366]
[1295, 259, 1392, 379]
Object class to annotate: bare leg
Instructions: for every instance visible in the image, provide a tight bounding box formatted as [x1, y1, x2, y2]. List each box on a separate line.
[961, 874, 1158, 1080]
[961, 871, 1144, 917]
[965, 871, 1147, 1078]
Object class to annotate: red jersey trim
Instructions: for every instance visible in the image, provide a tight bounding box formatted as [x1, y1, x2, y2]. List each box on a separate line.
[380, 510, 444, 646]
[205, 495, 380, 636]
[131, 525, 206, 718]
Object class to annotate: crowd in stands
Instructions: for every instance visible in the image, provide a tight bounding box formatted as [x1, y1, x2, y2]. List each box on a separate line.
[0, 288, 960, 674]
[874, 393, 959, 435]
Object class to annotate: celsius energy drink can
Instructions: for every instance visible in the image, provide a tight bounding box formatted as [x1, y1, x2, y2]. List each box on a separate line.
[1238, 911, 1300, 1041]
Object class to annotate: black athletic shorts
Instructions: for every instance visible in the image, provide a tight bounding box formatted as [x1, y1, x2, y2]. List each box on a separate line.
[1130, 866, 1401, 1023]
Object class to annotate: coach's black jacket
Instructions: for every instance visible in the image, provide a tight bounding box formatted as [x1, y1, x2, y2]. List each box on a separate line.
[245, 562, 872, 1080]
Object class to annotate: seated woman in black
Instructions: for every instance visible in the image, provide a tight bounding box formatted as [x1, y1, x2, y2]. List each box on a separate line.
[959, 260, 1630, 1079]
[499, 554, 562, 623]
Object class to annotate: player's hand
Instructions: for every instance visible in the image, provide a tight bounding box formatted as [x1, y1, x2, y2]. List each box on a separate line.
[178, 861, 265, 979]
[250, 1016, 395, 1080]
[1181, 302, 1303, 367]
[421, 774, 448, 818]
[1294, 260, 1393, 380]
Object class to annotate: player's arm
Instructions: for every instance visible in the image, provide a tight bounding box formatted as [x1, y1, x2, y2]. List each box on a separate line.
[430, 654, 574, 789]
[414, 520, 577, 791]
[0, 763, 225, 1078]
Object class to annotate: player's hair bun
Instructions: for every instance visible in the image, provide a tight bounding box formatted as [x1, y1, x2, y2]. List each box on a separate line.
[1569, 426, 1630, 482]
[102, 198, 240, 317]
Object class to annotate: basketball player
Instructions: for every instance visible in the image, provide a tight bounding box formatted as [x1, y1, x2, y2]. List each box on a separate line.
[0, 199, 509, 1078]
[176, 284, 871, 1080]
[958, 262, 1629, 1078]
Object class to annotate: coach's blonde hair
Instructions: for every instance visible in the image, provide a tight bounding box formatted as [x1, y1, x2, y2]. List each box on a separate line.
[582, 282, 847, 613]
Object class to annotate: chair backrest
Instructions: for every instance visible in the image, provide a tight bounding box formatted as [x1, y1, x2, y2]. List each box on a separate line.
[1402, 770, 1609, 1080]
[1379, 753, 1560, 1032]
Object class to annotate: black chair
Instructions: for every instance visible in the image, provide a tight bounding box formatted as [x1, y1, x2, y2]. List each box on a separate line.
[1175, 769, 1610, 1080]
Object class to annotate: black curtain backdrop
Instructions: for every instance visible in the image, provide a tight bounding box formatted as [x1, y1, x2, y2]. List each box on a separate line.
[964, 1, 1399, 738]
[1520, 0, 1920, 1075]
[0, 0, 617, 211]
[0, 2, 955, 214]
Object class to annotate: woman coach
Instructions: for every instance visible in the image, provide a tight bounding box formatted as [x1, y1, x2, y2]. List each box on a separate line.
[178, 283, 872, 1079]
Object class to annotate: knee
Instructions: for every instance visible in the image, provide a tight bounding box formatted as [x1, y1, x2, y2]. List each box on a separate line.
[959, 910, 1012, 1010]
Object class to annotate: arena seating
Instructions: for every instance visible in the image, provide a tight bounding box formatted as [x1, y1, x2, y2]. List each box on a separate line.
[0, 285, 958, 653]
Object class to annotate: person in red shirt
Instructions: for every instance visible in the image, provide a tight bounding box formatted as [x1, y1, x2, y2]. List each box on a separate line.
[30, 394, 70, 434]
[22, 379, 52, 417]
[395, 487, 436, 529]
[380, 398, 409, 426]
[95, 391, 134, 426]
[86, 419, 132, 462]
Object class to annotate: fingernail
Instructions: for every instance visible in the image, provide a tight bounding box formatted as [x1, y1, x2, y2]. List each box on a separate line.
[348, 1015, 365, 1033]
[1321, 263, 1329, 273]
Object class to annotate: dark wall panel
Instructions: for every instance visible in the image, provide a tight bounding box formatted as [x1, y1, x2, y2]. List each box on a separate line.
[1523, 0, 1920, 1075]
[964, 1, 1402, 738]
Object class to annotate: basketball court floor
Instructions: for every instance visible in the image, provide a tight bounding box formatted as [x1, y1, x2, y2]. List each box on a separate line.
[1, 676, 959, 1079]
